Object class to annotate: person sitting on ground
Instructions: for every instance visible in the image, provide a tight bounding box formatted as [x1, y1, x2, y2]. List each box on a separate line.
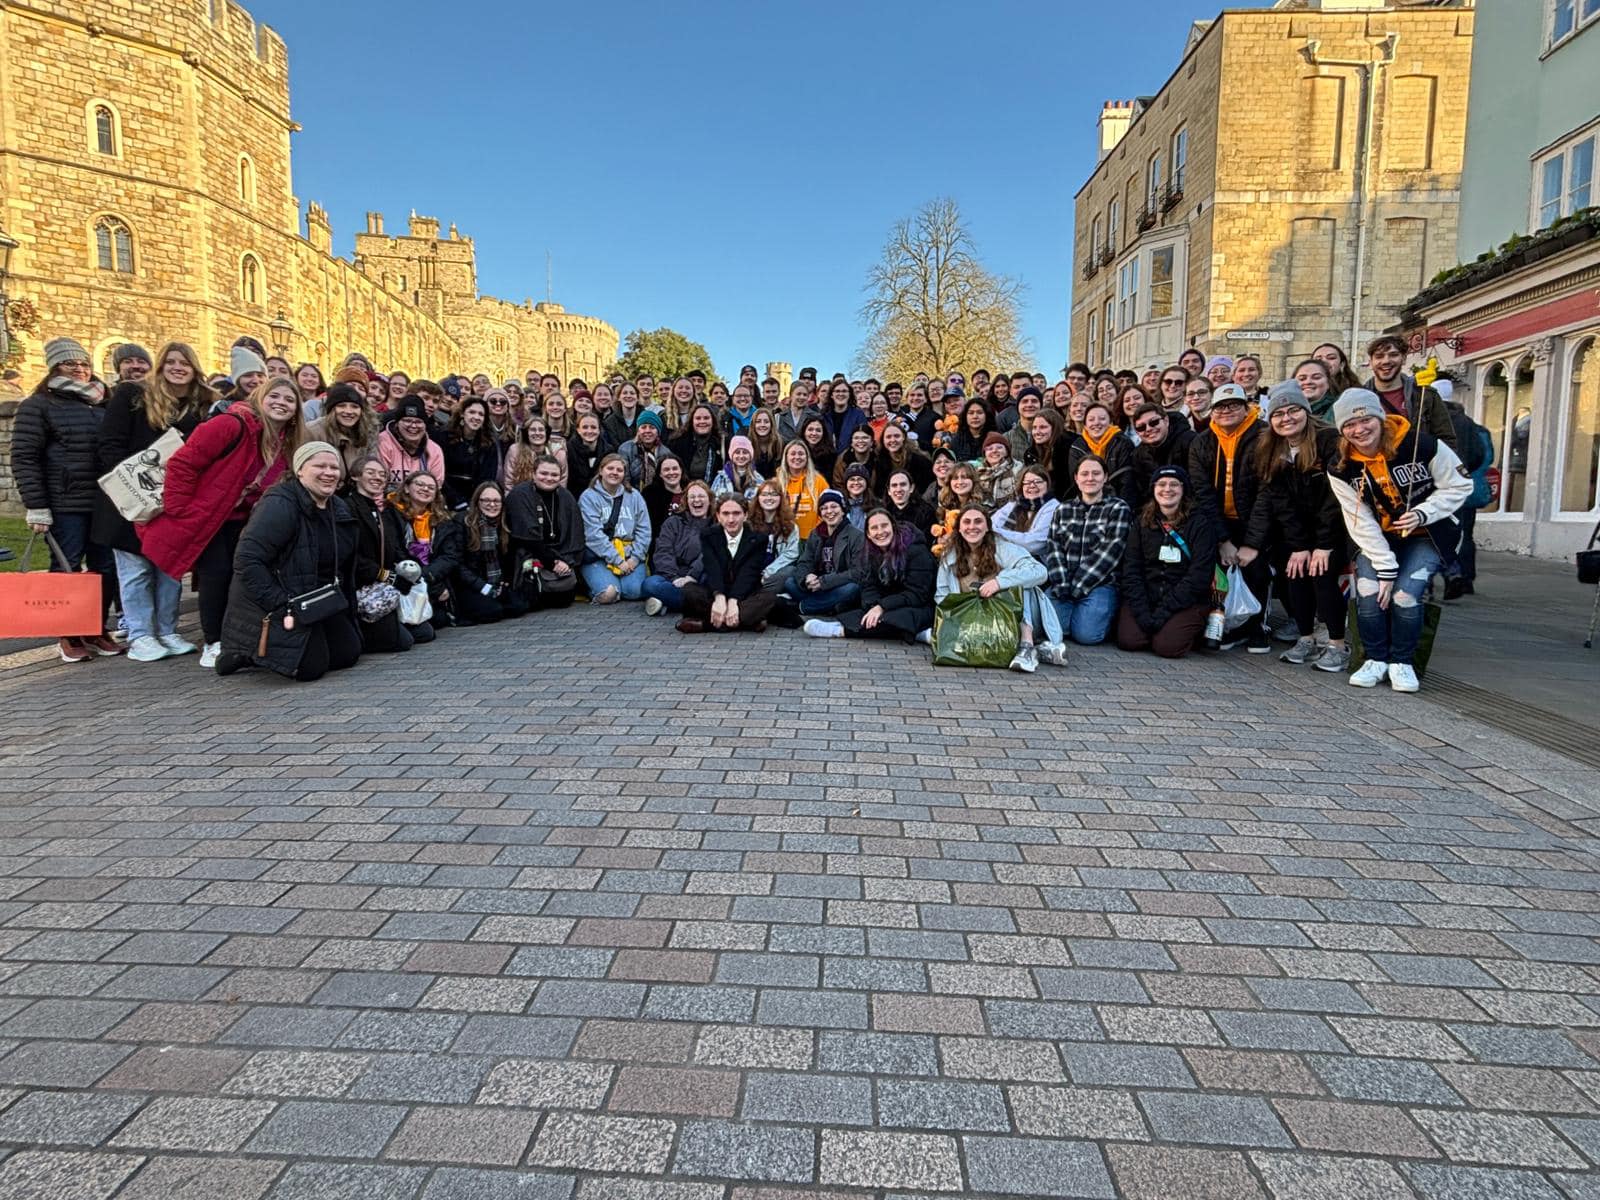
[347, 455, 418, 651]
[1327, 388, 1470, 694]
[643, 480, 715, 617]
[676, 493, 778, 634]
[579, 452, 652, 603]
[384, 468, 462, 627]
[803, 509, 936, 643]
[991, 465, 1059, 559]
[504, 454, 583, 610]
[216, 442, 360, 682]
[452, 481, 527, 624]
[747, 479, 801, 591]
[1116, 465, 1217, 659]
[934, 504, 1050, 673]
[778, 488, 865, 622]
[1041, 455, 1132, 652]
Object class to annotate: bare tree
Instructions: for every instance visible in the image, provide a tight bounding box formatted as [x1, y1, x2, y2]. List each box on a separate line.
[856, 197, 1027, 380]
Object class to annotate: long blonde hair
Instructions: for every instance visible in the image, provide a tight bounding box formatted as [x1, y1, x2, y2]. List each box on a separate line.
[249, 378, 306, 466]
[142, 342, 216, 431]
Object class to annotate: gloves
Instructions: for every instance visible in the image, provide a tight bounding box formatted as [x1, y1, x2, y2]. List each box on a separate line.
[395, 560, 423, 584]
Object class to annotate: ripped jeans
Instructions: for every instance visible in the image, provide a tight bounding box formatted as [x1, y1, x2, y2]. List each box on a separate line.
[1354, 537, 1440, 665]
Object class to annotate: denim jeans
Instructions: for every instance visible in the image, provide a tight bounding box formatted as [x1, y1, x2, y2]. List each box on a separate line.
[1354, 537, 1440, 665]
[641, 574, 687, 612]
[1049, 584, 1117, 645]
[113, 549, 182, 641]
[783, 577, 862, 615]
[581, 559, 646, 600]
[46, 512, 116, 625]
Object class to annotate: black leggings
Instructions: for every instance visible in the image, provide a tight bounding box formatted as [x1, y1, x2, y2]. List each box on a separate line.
[455, 584, 530, 624]
[297, 616, 362, 682]
[193, 521, 243, 643]
[1273, 551, 1347, 639]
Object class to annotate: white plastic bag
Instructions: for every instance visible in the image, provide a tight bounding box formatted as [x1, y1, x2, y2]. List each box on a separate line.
[398, 586, 433, 626]
[1222, 565, 1261, 632]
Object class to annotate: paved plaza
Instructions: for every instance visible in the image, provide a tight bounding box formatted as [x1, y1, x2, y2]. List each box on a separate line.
[0, 608, 1598, 1200]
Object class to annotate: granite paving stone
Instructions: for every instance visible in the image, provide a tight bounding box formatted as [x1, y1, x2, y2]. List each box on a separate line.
[384, 1106, 542, 1166]
[244, 1099, 406, 1158]
[0, 1149, 147, 1200]
[0, 1090, 143, 1146]
[108, 1096, 274, 1152]
[115, 1155, 286, 1200]
[671, 1120, 815, 1184]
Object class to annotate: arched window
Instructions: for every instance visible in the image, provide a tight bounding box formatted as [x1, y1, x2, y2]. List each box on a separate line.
[85, 101, 124, 157]
[238, 154, 256, 204]
[241, 254, 261, 304]
[93, 216, 134, 273]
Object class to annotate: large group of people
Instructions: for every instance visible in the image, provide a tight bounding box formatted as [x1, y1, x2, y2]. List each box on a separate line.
[11, 331, 1485, 690]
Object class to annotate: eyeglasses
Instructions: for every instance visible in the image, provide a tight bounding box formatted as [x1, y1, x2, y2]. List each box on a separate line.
[1134, 419, 1165, 432]
[1212, 401, 1247, 412]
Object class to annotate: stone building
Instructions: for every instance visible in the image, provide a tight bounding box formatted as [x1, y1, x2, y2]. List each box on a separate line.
[0, 0, 616, 381]
[1399, 0, 1599, 561]
[1069, 0, 1474, 382]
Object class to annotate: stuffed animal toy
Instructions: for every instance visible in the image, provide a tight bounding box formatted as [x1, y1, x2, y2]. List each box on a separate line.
[929, 508, 960, 559]
[931, 413, 960, 451]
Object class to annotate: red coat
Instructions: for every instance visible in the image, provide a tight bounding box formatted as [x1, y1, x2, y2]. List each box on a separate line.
[139, 402, 286, 579]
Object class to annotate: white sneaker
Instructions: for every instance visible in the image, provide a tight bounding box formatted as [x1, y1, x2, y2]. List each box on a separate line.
[803, 619, 844, 639]
[1349, 658, 1388, 688]
[158, 634, 197, 655]
[915, 628, 932, 645]
[1387, 662, 1420, 693]
[127, 636, 169, 662]
[1008, 644, 1039, 673]
[643, 597, 665, 616]
[1036, 640, 1068, 667]
[199, 642, 221, 669]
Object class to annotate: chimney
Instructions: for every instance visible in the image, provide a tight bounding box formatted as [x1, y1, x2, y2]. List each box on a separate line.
[1098, 100, 1136, 162]
[365, 211, 384, 235]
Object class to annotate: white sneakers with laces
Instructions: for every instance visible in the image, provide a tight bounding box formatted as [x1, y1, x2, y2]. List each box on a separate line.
[158, 634, 197, 655]
[199, 642, 222, 669]
[1387, 663, 1420, 693]
[1348, 659, 1388, 688]
[126, 636, 168, 663]
[802, 619, 844, 639]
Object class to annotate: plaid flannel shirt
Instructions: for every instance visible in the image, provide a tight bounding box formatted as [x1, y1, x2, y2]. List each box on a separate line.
[1044, 496, 1132, 601]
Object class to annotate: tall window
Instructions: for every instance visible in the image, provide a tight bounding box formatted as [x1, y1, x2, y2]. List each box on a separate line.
[1534, 129, 1595, 229]
[94, 216, 134, 273]
[238, 155, 256, 204]
[1091, 215, 1103, 255]
[1149, 246, 1175, 319]
[1560, 336, 1599, 513]
[1102, 298, 1114, 365]
[87, 102, 121, 156]
[1087, 311, 1099, 365]
[1478, 356, 1536, 515]
[1171, 126, 1188, 191]
[1146, 152, 1164, 211]
[1107, 199, 1120, 251]
[1118, 257, 1140, 330]
[241, 254, 261, 304]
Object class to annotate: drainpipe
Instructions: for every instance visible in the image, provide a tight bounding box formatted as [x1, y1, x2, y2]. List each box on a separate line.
[1301, 33, 1398, 352]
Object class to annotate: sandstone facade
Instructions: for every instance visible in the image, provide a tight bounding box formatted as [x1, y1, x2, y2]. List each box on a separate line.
[0, 0, 617, 381]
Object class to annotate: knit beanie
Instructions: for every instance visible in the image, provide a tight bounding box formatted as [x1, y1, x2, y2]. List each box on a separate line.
[112, 343, 152, 369]
[981, 432, 1010, 453]
[1150, 465, 1189, 491]
[324, 382, 365, 410]
[293, 441, 338, 473]
[392, 395, 427, 422]
[1332, 388, 1385, 430]
[728, 435, 753, 457]
[233, 335, 269, 362]
[230, 345, 267, 380]
[1264, 379, 1309, 418]
[636, 410, 664, 432]
[333, 365, 368, 387]
[1205, 355, 1235, 373]
[44, 337, 91, 370]
[817, 489, 844, 513]
[845, 463, 871, 483]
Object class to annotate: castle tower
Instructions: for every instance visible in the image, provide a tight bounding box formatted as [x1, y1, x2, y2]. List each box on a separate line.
[765, 361, 792, 394]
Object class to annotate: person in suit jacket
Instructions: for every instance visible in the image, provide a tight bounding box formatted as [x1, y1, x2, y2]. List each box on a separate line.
[676, 494, 777, 633]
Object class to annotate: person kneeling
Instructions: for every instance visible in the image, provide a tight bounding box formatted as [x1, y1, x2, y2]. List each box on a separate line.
[217, 442, 361, 682]
[678, 495, 776, 633]
[452, 482, 528, 624]
[1116, 465, 1218, 659]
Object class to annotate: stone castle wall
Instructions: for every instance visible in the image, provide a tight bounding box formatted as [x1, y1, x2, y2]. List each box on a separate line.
[0, 0, 616, 385]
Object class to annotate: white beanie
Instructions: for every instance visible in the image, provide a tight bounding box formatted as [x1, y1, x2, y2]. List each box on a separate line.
[230, 345, 267, 380]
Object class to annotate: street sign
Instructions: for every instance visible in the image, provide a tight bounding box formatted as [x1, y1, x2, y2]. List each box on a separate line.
[1226, 329, 1294, 342]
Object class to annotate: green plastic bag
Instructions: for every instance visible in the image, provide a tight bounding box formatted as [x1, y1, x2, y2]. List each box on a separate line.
[932, 586, 1024, 668]
[1346, 597, 1442, 678]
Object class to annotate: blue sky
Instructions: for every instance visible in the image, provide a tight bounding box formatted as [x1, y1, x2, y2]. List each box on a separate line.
[254, 0, 1268, 377]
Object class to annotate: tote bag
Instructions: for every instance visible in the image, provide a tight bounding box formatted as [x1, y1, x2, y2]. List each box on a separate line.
[0, 534, 105, 637]
[932, 586, 1023, 668]
[98, 427, 186, 522]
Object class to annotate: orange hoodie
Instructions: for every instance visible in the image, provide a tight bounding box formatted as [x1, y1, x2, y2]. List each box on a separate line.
[1211, 408, 1259, 520]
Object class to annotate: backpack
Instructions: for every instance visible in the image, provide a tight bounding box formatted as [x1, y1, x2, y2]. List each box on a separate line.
[1468, 423, 1495, 509]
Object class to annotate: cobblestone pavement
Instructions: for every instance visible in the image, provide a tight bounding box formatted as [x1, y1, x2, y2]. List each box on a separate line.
[1, 608, 1598, 1199]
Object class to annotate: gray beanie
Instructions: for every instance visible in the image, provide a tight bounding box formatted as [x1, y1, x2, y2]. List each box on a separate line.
[1332, 388, 1385, 430]
[1264, 379, 1309, 418]
[230, 345, 267, 381]
[44, 337, 91, 371]
[112, 343, 152, 368]
[292, 441, 339, 474]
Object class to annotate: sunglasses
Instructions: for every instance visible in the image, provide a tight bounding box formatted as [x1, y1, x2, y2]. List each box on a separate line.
[1161, 378, 1185, 387]
[1134, 419, 1165, 432]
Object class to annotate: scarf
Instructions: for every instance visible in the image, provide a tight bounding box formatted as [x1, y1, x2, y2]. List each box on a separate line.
[1082, 426, 1119, 458]
[50, 375, 108, 405]
[473, 516, 502, 586]
[1348, 415, 1412, 532]
[1007, 494, 1042, 531]
[1210, 409, 1259, 520]
[637, 447, 659, 489]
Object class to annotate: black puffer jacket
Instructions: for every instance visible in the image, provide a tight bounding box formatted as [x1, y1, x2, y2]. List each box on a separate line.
[1243, 426, 1346, 556]
[1067, 433, 1140, 506]
[12, 378, 107, 517]
[1132, 420, 1196, 500]
[91, 381, 208, 553]
[1189, 419, 1263, 542]
[220, 478, 358, 678]
[1120, 507, 1218, 634]
[442, 434, 502, 510]
[382, 503, 464, 594]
